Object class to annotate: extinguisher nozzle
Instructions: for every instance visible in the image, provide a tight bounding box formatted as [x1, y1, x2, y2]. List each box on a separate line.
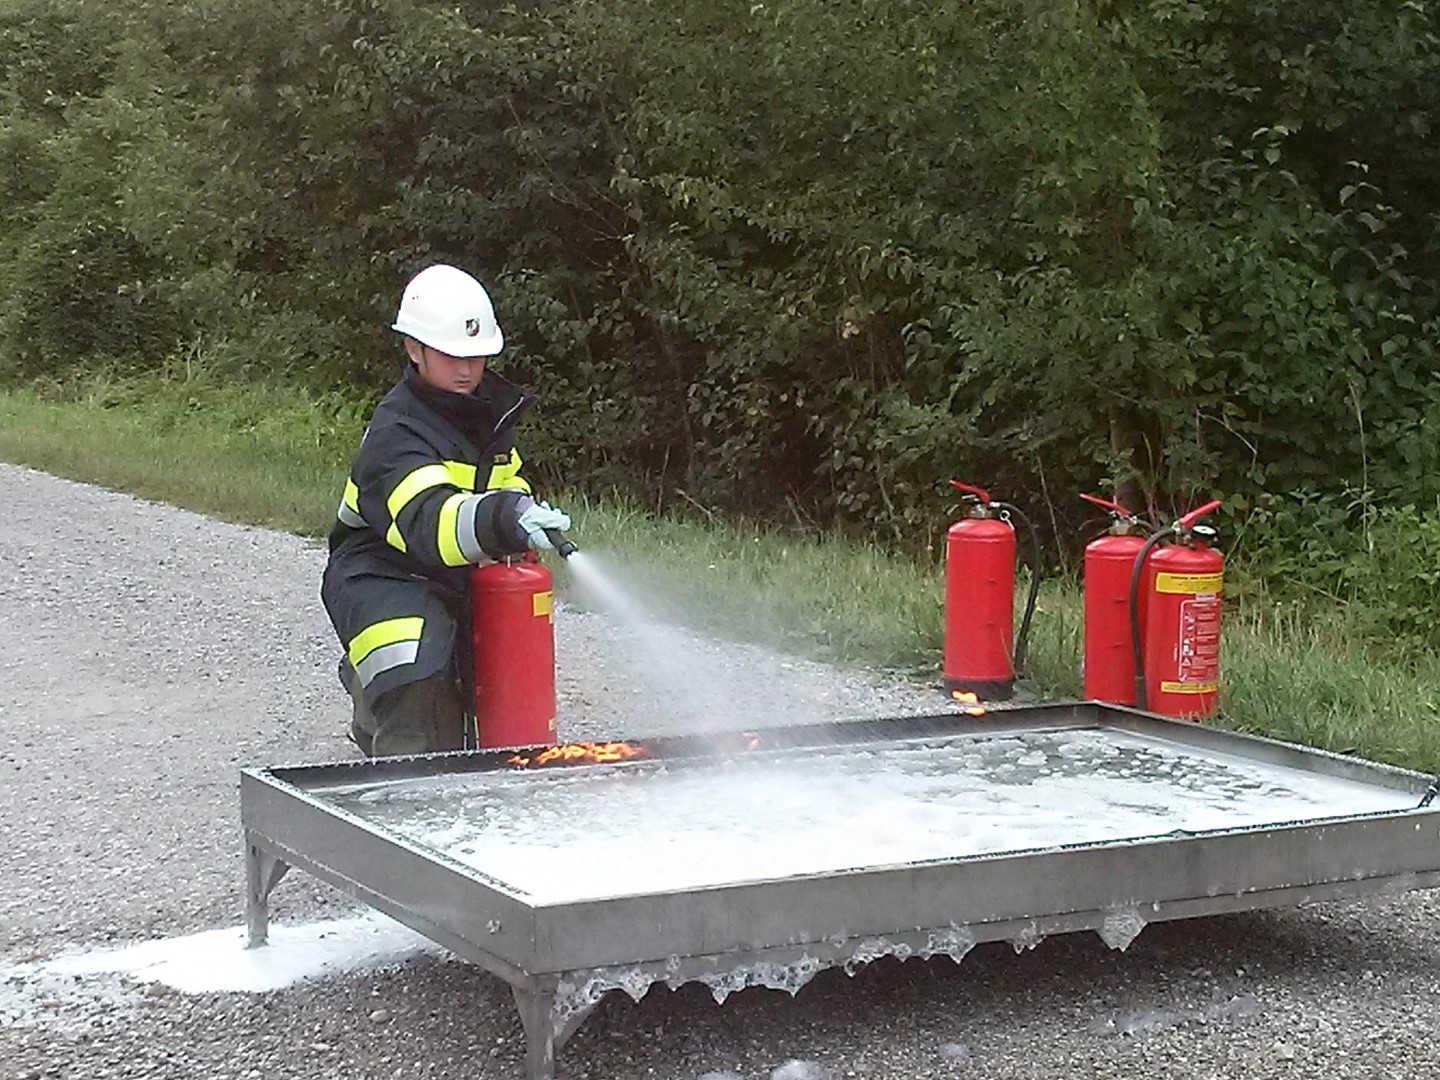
[544, 528, 579, 558]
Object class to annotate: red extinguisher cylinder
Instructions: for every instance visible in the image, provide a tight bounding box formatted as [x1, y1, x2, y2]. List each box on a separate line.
[944, 517, 1016, 700]
[1082, 533, 1147, 705]
[1140, 541, 1223, 719]
[470, 557, 558, 749]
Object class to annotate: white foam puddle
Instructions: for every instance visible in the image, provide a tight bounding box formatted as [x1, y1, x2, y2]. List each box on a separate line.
[323, 728, 1418, 904]
[0, 912, 438, 1030]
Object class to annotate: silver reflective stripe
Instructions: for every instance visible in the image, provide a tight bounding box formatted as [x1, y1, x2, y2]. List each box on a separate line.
[456, 492, 490, 562]
[337, 499, 367, 528]
[493, 398, 527, 433]
[354, 640, 420, 687]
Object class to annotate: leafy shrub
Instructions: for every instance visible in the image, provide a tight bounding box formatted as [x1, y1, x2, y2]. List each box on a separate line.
[1, 0, 1438, 556]
[2, 208, 181, 377]
[1230, 490, 1440, 656]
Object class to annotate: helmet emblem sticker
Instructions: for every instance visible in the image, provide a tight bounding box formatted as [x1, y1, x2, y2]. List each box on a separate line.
[464, 318, 482, 337]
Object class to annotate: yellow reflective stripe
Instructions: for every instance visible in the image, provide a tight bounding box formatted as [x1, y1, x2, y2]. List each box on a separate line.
[387, 463, 455, 523]
[347, 616, 424, 668]
[486, 449, 531, 493]
[336, 477, 366, 528]
[383, 460, 480, 554]
[444, 460, 478, 490]
[437, 492, 470, 567]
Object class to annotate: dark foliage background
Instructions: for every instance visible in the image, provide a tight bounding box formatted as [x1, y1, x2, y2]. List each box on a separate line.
[3, 0, 1437, 606]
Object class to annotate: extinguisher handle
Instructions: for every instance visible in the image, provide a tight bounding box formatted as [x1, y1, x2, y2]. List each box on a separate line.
[949, 480, 992, 504]
[1176, 499, 1223, 530]
[1079, 492, 1133, 518]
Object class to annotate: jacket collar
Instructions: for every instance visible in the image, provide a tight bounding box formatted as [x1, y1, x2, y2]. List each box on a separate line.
[401, 363, 534, 451]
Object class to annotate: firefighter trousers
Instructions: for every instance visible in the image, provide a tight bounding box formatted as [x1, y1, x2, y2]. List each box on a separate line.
[348, 672, 467, 757]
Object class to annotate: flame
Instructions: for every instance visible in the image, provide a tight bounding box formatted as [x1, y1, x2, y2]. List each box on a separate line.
[950, 690, 987, 717]
[507, 741, 648, 768]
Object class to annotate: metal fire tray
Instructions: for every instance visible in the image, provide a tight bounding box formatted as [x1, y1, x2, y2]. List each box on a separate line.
[241, 702, 1440, 1079]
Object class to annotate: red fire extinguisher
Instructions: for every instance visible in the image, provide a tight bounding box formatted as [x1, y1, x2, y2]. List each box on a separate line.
[470, 545, 566, 750]
[943, 481, 1040, 702]
[1128, 500, 1224, 719]
[1079, 493, 1149, 705]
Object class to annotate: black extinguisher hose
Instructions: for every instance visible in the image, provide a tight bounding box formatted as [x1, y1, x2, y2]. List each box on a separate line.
[544, 527, 579, 558]
[1419, 773, 1440, 808]
[994, 502, 1041, 674]
[1128, 525, 1175, 712]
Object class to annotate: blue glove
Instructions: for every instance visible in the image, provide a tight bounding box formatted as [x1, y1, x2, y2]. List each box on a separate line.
[517, 500, 572, 550]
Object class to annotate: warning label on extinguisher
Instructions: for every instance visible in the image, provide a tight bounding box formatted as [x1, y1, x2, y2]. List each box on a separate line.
[1169, 592, 1221, 689]
[1155, 572, 1223, 595]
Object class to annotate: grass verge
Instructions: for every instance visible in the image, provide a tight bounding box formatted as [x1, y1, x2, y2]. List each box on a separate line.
[2, 373, 1436, 772]
[0, 374, 365, 536]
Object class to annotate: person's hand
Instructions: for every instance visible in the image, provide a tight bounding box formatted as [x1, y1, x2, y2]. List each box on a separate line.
[517, 500, 571, 550]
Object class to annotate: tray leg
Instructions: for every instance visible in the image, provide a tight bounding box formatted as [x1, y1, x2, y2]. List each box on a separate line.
[512, 979, 601, 1080]
[511, 980, 604, 1080]
[244, 833, 290, 948]
[512, 982, 559, 1080]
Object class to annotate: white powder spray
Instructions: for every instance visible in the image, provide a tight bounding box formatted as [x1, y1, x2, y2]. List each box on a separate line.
[0, 912, 438, 1030]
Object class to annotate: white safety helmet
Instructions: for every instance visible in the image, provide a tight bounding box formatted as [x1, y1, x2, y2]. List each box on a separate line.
[391, 264, 504, 357]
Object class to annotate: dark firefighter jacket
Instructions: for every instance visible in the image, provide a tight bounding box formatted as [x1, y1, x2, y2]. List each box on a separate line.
[321, 363, 536, 706]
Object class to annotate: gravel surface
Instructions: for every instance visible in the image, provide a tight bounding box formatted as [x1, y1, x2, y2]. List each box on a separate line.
[3, 460, 1440, 1080]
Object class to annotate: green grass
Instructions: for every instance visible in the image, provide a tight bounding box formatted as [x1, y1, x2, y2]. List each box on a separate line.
[2, 371, 1437, 773]
[0, 374, 365, 536]
[550, 495, 950, 671]
[1218, 605, 1440, 772]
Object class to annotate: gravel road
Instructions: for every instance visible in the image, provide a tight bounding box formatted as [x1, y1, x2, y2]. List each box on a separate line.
[3, 460, 1439, 1080]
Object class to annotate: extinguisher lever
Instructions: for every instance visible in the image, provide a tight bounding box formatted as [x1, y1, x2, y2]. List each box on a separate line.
[949, 480, 992, 504]
[1176, 499, 1223, 531]
[1079, 492, 1133, 519]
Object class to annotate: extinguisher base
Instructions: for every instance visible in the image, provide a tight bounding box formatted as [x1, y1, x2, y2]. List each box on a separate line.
[943, 676, 1013, 702]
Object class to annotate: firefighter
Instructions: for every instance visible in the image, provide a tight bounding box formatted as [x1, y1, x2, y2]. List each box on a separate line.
[321, 263, 571, 756]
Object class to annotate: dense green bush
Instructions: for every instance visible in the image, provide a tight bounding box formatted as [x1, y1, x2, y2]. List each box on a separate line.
[1, 0, 1437, 560]
[1229, 490, 1440, 655]
[0, 0, 164, 375]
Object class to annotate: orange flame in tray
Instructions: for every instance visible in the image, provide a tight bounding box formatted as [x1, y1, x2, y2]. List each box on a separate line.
[507, 741, 649, 768]
[950, 690, 987, 717]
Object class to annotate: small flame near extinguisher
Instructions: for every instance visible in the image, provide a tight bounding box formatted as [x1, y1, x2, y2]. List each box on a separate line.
[507, 741, 648, 768]
[949, 690, 987, 716]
